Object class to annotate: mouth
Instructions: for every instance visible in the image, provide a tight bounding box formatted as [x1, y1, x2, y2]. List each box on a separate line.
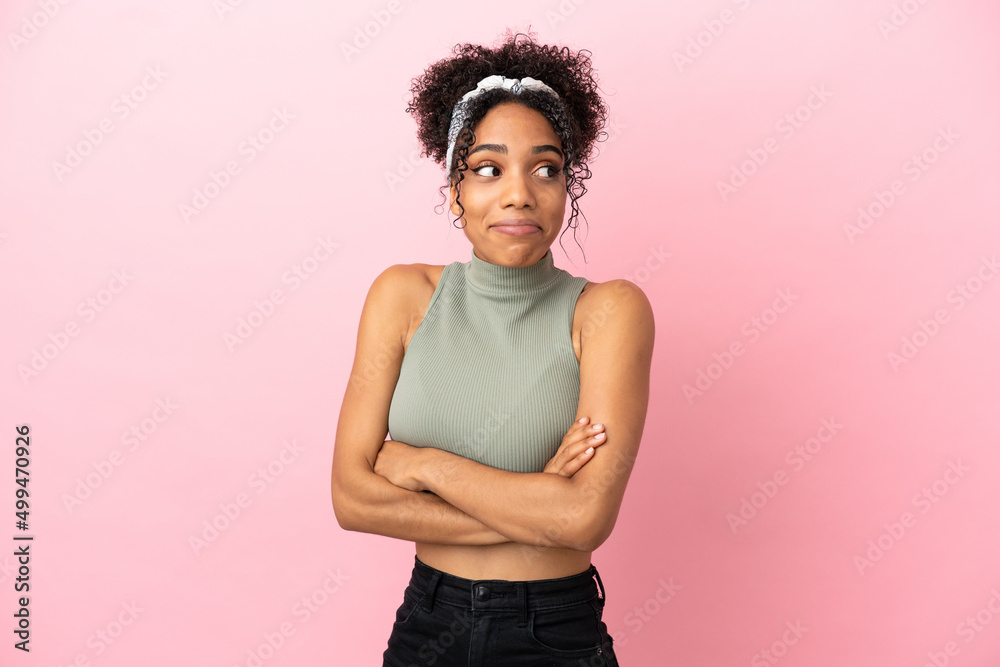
[490, 220, 541, 236]
[490, 218, 540, 228]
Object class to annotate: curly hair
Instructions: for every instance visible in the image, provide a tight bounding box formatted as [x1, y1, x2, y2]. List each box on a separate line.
[405, 27, 610, 260]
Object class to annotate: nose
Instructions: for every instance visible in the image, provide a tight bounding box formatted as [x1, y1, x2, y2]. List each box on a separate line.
[499, 168, 535, 209]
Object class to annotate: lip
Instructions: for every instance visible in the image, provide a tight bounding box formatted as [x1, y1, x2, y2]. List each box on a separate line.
[491, 218, 541, 228]
[490, 219, 541, 236]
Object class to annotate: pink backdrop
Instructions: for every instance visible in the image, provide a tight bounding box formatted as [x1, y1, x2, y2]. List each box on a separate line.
[3, 1, 999, 665]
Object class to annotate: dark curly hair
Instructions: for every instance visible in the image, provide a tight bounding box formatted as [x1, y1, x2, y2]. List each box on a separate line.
[405, 27, 610, 260]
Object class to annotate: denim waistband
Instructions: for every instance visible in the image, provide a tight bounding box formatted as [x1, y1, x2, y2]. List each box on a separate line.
[408, 555, 606, 628]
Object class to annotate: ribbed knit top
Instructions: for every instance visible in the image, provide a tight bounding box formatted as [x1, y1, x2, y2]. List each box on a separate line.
[387, 247, 590, 473]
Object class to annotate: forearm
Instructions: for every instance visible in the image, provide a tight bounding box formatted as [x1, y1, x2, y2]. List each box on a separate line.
[334, 466, 512, 546]
[418, 448, 592, 550]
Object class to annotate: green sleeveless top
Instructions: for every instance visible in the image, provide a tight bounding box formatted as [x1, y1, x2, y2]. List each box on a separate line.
[387, 247, 590, 473]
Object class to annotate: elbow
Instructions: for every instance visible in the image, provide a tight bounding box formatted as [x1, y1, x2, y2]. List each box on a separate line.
[563, 502, 617, 552]
[331, 494, 354, 531]
[540, 491, 614, 551]
[332, 500, 355, 532]
[569, 511, 615, 553]
[330, 475, 359, 532]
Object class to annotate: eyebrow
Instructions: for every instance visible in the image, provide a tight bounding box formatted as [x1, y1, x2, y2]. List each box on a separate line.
[467, 143, 564, 159]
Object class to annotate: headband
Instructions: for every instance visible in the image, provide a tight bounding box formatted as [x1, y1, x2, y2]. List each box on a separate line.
[445, 74, 560, 174]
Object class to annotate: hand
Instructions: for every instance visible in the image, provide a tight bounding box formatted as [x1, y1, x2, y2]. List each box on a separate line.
[542, 416, 606, 478]
[373, 440, 426, 492]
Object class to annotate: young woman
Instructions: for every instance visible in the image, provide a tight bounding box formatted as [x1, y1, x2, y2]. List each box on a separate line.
[331, 29, 654, 666]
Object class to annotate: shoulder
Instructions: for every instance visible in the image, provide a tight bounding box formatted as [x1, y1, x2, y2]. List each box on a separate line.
[579, 279, 654, 326]
[577, 279, 655, 352]
[366, 262, 446, 318]
[370, 262, 443, 295]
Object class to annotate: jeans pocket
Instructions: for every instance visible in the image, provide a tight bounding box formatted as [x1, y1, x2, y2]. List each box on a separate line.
[527, 598, 606, 658]
[393, 587, 425, 627]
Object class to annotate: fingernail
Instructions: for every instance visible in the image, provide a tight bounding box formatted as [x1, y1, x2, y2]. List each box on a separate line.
[592, 423, 602, 430]
[585, 447, 594, 455]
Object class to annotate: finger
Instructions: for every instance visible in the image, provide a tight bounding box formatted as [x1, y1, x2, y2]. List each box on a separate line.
[555, 432, 606, 471]
[571, 428, 607, 453]
[569, 446, 597, 475]
[555, 446, 594, 477]
[567, 421, 602, 446]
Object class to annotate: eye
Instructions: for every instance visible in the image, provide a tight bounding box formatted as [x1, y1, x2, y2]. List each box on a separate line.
[472, 163, 500, 177]
[537, 164, 560, 178]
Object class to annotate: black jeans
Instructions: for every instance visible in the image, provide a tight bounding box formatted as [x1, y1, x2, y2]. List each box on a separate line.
[383, 555, 619, 666]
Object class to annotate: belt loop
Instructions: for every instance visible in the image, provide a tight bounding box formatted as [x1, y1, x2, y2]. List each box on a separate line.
[591, 565, 606, 602]
[421, 571, 442, 613]
[516, 582, 528, 627]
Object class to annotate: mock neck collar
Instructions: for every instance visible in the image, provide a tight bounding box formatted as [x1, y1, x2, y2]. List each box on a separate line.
[466, 247, 560, 295]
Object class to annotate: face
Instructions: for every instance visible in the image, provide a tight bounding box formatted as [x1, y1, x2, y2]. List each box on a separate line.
[449, 102, 567, 267]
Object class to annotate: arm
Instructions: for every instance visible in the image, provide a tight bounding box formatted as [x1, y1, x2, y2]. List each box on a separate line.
[330, 264, 511, 546]
[398, 279, 655, 552]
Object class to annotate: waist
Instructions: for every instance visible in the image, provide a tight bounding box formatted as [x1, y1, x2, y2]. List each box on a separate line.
[415, 542, 593, 580]
[407, 555, 605, 612]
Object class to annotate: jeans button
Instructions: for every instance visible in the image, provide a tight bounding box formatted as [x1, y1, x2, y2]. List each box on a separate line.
[475, 585, 490, 601]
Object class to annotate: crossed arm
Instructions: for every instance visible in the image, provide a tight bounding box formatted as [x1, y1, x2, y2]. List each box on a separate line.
[330, 266, 654, 552]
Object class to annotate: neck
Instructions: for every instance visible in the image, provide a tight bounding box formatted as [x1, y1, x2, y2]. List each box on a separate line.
[467, 247, 559, 296]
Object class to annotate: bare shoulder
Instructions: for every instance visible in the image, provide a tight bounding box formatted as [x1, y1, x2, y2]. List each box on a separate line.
[578, 279, 654, 325]
[369, 263, 445, 345]
[370, 262, 442, 300]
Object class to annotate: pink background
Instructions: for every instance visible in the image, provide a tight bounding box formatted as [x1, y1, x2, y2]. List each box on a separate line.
[3, 1, 999, 665]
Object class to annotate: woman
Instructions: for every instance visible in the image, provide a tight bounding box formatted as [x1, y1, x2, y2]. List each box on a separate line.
[331, 29, 654, 666]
